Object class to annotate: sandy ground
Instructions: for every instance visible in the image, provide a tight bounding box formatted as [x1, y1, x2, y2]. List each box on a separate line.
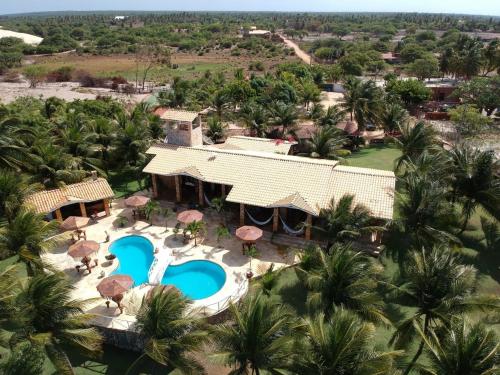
[0, 81, 149, 104]
[320, 91, 344, 108]
[280, 35, 312, 65]
[0, 28, 43, 45]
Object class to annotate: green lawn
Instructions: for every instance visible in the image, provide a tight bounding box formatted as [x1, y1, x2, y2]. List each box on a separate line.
[108, 170, 147, 199]
[346, 144, 401, 171]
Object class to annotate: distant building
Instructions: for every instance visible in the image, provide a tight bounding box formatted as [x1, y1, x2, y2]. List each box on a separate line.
[241, 26, 272, 39]
[114, 16, 127, 21]
[381, 52, 400, 64]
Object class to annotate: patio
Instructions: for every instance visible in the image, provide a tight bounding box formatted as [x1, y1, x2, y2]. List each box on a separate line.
[42, 194, 299, 330]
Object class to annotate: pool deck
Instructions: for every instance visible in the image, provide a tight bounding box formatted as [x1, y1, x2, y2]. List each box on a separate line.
[42, 194, 298, 330]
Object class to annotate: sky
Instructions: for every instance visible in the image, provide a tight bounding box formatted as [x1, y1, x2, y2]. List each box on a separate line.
[0, 0, 499, 16]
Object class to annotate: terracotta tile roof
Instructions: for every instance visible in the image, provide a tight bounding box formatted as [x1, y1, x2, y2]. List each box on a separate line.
[144, 143, 395, 218]
[160, 109, 199, 122]
[25, 178, 114, 214]
[212, 136, 296, 154]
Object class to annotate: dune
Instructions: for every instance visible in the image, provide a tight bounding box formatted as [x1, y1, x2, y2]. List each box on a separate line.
[0, 28, 43, 45]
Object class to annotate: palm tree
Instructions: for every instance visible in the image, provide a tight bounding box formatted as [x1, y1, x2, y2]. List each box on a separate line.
[341, 77, 382, 130]
[3, 273, 102, 374]
[317, 105, 345, 127]
[113, 121, 151, 167]
[239, 102, 268, 137]
[380, 102, 408, 134]
[395, 174, 459, 249]
[90, 118, 117, 173]
[298, 309, 400, 374]
[0, 171, 41, 223]
[210, 292, 298, 374]
[209, 90, 229, 119]
[393, 122, 437, 172]
[418, 316, 499, 375]
[185, 220, 207, 246]
[205, 117, 227, 143]
[0, 118, 29, 171]
[303, 126, 347, 160]
[268, 101, 298, 136]
[143, 199, 161, 225]
[389, 246, 500, 375]
[448, 145, 500, 231]
[0, 209, 59, 275]
[315, 194, 381, 246]
[301, 80, 321, 110]
[297, 243, 389, 324]
[128, 286, 206, 374]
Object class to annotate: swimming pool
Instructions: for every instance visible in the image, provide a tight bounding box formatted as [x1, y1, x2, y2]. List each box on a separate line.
[161, 260, 226, 300]
[109, 235, 227, 300]
[109, 235, 154, 285]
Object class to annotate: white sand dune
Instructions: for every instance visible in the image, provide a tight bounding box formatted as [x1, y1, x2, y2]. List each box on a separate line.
[0, 28, 43, 45]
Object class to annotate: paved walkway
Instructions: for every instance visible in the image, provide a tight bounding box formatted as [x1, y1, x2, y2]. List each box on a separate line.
[43, 195, 298, 329]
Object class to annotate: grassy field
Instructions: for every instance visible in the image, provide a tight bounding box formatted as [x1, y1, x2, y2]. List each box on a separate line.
[29, 51, 299, 82]
[346, 144, 401, 171]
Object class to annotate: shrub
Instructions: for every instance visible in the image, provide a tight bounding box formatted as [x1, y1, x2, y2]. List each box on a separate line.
[46, 66, 74, 82]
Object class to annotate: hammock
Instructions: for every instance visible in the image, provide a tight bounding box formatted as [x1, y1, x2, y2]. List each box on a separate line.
[245, 210, 274, 226]
[204, 193, 214, 207]
[279, 216, 305, 236]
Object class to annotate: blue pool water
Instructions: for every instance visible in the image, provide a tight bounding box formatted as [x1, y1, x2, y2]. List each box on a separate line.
[161, 260, 226, 300]
[109, 235, 226, 300]
[109, 235, 154, 286]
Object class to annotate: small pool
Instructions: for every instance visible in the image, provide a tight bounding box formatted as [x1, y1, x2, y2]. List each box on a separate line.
[109, 235, 154, 285]
[161, 260, 226, 300]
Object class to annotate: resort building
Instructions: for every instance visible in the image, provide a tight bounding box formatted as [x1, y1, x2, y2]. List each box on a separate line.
[25, 177, 114, 221]
[143, 114, 396, 241]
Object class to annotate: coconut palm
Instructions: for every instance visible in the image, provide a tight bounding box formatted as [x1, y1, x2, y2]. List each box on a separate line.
[240, 101, 268, 137]
[297, 243, 389, 324]
[315, 194, 382, 246]
[113, 121, 151, 167]
[395, 174, 459, 249]
[418, 316, 499, 375]
[0, 170, 41, 223]
[317, 105, 345, 127]
[0, 209, 59, 275]
[393, 122, 437, 172]
[2, 273, 103, 374]
[143, 199, 161, 225]
[128, 286, 207, 374]
[268, 101, 299, 136]
[389, 246, 500, 375]
[380, 102, 408, 134]
[206, 117, 228, 143]
[0, 118, 30, 171]
[210, 292, 298, 374]
[209, 90, 229, 119]
[185, 220, 207, 246]
[448, 145, 500, 231]
[341, 77, 383, 130]
[298, 309, 401, 374]
[303, 126, 347, 160]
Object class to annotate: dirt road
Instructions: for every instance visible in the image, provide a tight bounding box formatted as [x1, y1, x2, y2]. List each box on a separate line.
[279, 35, 312, 65]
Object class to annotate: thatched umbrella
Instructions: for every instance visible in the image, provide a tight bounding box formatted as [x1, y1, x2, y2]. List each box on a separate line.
[124, 195, 150, 207]
[177, 210, 203, 224]
[68, 240, 99, 273]
[236, 226, 263, 242]
[97, 275, 134, 314]
[60, 216, 90, 231]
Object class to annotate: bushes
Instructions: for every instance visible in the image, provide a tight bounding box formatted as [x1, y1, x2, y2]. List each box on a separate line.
[45, 66, 74, 82]
[249, 61, 265, 71]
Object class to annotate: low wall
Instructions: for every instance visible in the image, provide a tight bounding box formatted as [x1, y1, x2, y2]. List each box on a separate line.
[97, 325, 145, 352]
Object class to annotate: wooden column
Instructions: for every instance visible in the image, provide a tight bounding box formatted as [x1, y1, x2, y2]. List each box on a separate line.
[198, 180, 204, 207]
[103, 199, 111, 216]
[221, 184, 226, 198]
[151, 174, 158, 198]
[305, 214, 312, 240]
[55, 208, 63, 222]
[239, 204, 245, 226]
[79, 202, 87, 217]
[175, 175, 182, 202]
[272, 208, 279, 232]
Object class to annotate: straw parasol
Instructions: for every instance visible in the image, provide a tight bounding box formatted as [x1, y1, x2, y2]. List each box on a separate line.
[177, 210, 204, 224]
[60, 216, 90, 231]
[68, 240, 99, 259]
[236, 226, 263, 242]
[125, 195, 150, 207]
[97, 275, 134, 298]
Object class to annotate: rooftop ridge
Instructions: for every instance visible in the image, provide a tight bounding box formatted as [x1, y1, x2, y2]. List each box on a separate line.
[229, 136, 297, 145]
[335, 165, 395, 177]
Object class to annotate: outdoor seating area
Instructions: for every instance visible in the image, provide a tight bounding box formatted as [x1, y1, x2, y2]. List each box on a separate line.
[41, 193, 298, 328]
